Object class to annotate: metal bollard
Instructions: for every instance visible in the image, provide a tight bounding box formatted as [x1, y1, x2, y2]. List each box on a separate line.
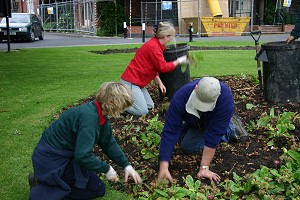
[142, 22, 145, 43]
[189, 22, 193, 42]
[123, 22, 127, 39]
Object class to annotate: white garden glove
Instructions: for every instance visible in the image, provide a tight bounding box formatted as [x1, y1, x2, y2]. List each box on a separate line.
[105, 166, 119, 182]
[177, 55, 189, 64]
[124, 165, 142, 183]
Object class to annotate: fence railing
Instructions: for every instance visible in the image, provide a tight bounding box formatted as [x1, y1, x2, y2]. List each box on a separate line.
[39, 0, 97, 34]
[38, 0, 255, 36]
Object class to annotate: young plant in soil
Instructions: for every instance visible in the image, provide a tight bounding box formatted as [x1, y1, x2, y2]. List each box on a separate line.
[257, 108, 299, 147]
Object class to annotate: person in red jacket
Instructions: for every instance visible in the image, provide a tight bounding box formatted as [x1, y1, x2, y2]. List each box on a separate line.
[120, 21, 189, 116]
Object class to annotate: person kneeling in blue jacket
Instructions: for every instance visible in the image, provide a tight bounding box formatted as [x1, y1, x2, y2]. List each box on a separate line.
[29, 82, 142, 200]
[158, 77, 248, 183]
[287, 8, 300, 44]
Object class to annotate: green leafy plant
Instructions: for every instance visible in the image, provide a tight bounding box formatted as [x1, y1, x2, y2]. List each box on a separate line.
[263, 0, 276, 25]
[137, 175, 216, 199]
[246, 103, 256, 110]
[137, 148, 300, 200]
[221, 172, 255, 199]
[96, 1, 128, 36]
[131, 115, 163, 161]
[57, 13, 73, 30]
[184, 175, 207, 199]
[249, 74, 259, 85]
[246, 119, 257, 133]
[43, 21, 57, 30]
[257, 108, 296, 146]
[220, 149, 300, 199]
[187, 51, 204, 71]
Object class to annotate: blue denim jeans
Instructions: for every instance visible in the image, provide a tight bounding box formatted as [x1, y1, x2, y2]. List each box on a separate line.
[120, 79, 154, 116]
[179, 121, 236, 154]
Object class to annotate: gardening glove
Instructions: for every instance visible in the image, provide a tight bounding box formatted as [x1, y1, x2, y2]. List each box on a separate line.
[105, 166, 119, 182]
[177, 55, 190, 64]
[124, 165, 142, 183]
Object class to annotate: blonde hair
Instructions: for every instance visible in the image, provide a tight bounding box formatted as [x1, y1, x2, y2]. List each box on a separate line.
[96, 82, 133, 117]
[153, 21, 175, 39]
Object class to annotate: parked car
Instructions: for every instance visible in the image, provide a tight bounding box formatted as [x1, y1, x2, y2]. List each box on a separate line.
[0, 13, 44, 42]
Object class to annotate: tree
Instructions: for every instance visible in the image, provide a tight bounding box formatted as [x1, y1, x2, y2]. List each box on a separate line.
[97, 1, 128, 36]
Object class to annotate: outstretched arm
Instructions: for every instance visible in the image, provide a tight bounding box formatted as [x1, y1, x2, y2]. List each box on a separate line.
[154, 76, 166, 94]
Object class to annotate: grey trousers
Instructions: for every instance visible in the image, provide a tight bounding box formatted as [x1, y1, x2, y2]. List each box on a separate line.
[120, 79, 154, 116]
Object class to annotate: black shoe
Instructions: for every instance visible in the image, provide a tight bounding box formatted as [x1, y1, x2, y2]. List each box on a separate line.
[231, 114, 249, 142]
[28, 173, 40, 188]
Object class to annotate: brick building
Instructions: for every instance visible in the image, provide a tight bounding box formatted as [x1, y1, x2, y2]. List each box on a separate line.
[6, 0, 300, 36]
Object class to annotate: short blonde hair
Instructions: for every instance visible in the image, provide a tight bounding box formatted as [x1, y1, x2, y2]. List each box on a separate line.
[153, 21, 175, 39]
[96, 82, 133, 117]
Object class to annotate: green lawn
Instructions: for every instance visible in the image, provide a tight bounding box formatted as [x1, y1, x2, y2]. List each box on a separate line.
[0, 41, 257, 199]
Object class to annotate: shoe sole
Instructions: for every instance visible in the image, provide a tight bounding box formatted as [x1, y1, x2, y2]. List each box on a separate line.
[232, 114, 249, 139]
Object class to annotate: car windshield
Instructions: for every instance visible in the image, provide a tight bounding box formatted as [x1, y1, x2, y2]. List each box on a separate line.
[0, 18, 5, 24]
[0, 14, 30, 24]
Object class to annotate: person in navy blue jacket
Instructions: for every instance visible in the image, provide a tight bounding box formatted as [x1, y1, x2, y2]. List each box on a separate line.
[158, 77, 248, 183]
[287, 8, 300, 44]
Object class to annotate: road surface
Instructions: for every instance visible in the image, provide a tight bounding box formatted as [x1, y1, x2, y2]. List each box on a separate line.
[0, 32, 289, 51]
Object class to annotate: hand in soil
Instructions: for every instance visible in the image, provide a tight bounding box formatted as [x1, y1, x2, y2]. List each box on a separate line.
[197, 169, 221, 183]
[158, 167, 173, 182]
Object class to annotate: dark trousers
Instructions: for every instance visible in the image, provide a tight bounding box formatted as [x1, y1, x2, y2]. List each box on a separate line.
[61, 162, 106, 200]
[179, 121, 235, 154]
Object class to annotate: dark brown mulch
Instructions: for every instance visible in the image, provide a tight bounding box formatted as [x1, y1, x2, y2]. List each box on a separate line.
[90, 46, 256, 55]
[89, 75, 300, 194]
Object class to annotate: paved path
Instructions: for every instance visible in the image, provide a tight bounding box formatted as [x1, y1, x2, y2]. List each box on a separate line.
[48, 32, 290, 43]
[0, 32, 290, 51]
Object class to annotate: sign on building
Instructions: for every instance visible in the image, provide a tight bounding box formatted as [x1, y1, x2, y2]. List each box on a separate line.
[283, 0, 292, 7]
[162, 1, 172, 10]
[47, 7, 54, 14]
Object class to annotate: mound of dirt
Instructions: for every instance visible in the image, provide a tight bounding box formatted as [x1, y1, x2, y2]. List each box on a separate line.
[90, 46, 256, 55]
